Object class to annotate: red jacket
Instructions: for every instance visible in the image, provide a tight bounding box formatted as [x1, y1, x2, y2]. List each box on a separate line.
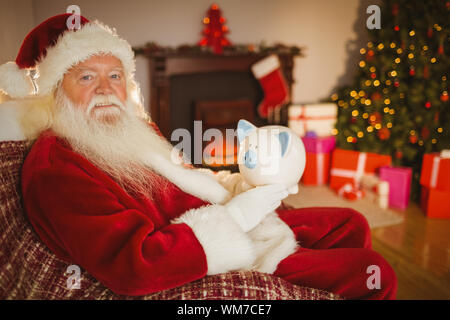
[21, 130, 214, 295]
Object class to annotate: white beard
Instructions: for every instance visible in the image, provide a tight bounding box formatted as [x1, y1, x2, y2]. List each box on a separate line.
[50, 86, 230, 204]
[51, 87, 174, 198]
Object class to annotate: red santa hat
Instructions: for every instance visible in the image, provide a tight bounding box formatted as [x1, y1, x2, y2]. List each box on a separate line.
[0, 13, 136, 99]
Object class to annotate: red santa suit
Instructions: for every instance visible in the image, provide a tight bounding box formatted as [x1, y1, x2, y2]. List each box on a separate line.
[21, 130, 254, 295]
[21, 129, 397, 299]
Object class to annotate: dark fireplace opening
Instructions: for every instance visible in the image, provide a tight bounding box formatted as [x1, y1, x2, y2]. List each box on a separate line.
[169, 71, 266, 168]
[169, 70, 265, 133]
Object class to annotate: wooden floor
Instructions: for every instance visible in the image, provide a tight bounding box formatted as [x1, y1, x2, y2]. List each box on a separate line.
[370, 203, 450, 300]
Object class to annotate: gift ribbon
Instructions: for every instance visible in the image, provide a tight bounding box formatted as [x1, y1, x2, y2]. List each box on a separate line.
[361, 175, 389, 209]
[315, 140, 325, 185]
[430, 156, 440, 188]
[428, 150, 450, 188]
[288, 105, 336, 135]
[337, 183, 364, 200]
[330, 152, 367, 186]
[317, 153, 324, 185]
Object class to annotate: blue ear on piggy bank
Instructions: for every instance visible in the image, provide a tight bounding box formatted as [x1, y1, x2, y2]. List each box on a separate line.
[236, 119, 306, 191]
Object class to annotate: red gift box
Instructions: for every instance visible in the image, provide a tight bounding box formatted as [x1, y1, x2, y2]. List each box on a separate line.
[301, 135, 335, 186]
[302, 152, 331, 185]
[420, 153, 450, 191]
[329, 149, 392, 191]
[420, 186, 450, 219]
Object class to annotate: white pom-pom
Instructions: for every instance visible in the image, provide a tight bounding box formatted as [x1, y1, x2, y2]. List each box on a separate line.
[0, 62, 34, 98]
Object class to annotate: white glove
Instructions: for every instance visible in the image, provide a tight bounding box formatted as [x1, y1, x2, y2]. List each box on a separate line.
[225, 184, 289, 232]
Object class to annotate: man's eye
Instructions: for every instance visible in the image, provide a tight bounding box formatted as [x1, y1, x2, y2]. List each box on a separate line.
[81, 75, 93, 81]
[110, 73, 121, 79]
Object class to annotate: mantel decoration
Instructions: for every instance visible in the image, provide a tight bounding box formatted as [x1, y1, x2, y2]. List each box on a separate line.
[133, 2, 302, 57]
[198, 3, 231, 54]
[133, 41, 303, 57]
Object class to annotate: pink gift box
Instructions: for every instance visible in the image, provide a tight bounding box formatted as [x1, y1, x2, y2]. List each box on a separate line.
[301, 135, 336, 154]
[379, 166, 412, 210]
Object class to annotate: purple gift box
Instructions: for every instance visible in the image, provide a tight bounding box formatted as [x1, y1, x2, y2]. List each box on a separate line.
[301, 135, 336, 154]
[379, 166, 412, 210]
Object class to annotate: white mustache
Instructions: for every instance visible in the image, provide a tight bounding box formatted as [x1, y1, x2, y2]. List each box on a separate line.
[86, 95, 126, 115]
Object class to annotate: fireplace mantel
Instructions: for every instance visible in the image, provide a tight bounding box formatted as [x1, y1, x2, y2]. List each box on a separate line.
[138, 51, 297, 140]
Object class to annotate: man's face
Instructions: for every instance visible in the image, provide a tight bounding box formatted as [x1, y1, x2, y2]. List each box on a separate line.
[61, 54, 127, 117]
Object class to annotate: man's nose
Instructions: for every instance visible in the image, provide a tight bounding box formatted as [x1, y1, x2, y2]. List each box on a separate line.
[95, 76, 113, 95]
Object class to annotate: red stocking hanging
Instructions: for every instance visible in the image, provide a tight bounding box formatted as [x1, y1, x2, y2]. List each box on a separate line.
[251, 55, 289, 119]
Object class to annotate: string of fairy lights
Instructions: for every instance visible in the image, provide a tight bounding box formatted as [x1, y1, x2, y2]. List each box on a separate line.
[331, 20, 447, 150]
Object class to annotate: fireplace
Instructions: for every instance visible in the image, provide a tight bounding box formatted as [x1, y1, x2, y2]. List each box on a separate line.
[195, 99, 253, 169]
[136, 51, 297, 168]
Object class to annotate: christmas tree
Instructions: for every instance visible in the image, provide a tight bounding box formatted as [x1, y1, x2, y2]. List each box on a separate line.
[198, 4, 231, 54]
[332, 0, 449, 200]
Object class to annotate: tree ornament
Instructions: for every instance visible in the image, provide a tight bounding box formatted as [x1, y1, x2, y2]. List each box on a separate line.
[427, 28, 433, 38]
[423, 65, 429, 79]
[377, 127, 391, 140]
[438, 44, 444, 55]
[409, 66, 415, 76]
[434, 112, 440, 123]
[369, 112, 382, 125]
[392, 3, 399, 16]
[441, 91, 449, 102]
[421, 127, 430, 140]
[425, 101, 432, 109]
[395, 150, 403, 159]
[371, 92, 382, 101]
[409, 135, 418, 144]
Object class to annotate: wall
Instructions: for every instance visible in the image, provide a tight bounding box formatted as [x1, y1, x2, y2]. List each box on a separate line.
[0, 0, 35, 102]
[0, 0, 35, 63]
[4, 0, 375, 109]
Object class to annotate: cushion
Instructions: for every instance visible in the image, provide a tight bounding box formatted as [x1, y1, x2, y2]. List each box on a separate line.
[0, 101, 26, 141]
[0, 139, 341, 300]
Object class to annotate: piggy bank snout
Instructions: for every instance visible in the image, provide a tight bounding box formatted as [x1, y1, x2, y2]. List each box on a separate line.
[244, 150, 257, 169]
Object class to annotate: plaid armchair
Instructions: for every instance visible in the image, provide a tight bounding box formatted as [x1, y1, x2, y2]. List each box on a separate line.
[0, 108, 341, 299]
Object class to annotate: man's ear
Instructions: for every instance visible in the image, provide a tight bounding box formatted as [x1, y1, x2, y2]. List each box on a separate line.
[237, 119, 257, 143]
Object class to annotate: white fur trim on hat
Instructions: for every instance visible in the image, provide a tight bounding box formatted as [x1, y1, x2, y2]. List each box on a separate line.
[35, 21, 135, 96]
[173, 204, 256, 275]
[251, 55, 281, 79]
[0, 62, 35, 99]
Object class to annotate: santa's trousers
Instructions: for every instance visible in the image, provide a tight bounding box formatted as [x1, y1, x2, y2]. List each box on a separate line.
[274, 207, 397, 300]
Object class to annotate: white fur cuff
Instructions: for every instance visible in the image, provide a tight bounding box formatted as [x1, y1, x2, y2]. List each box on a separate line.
[248, 212, 299, 274]
[173, 205, 256, 275]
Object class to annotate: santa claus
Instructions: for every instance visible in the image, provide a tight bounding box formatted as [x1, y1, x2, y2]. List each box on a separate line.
[0, 14, 397, 299]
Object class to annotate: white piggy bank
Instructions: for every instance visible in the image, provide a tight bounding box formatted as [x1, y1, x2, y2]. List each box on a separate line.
[237, 119, 306, 191]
